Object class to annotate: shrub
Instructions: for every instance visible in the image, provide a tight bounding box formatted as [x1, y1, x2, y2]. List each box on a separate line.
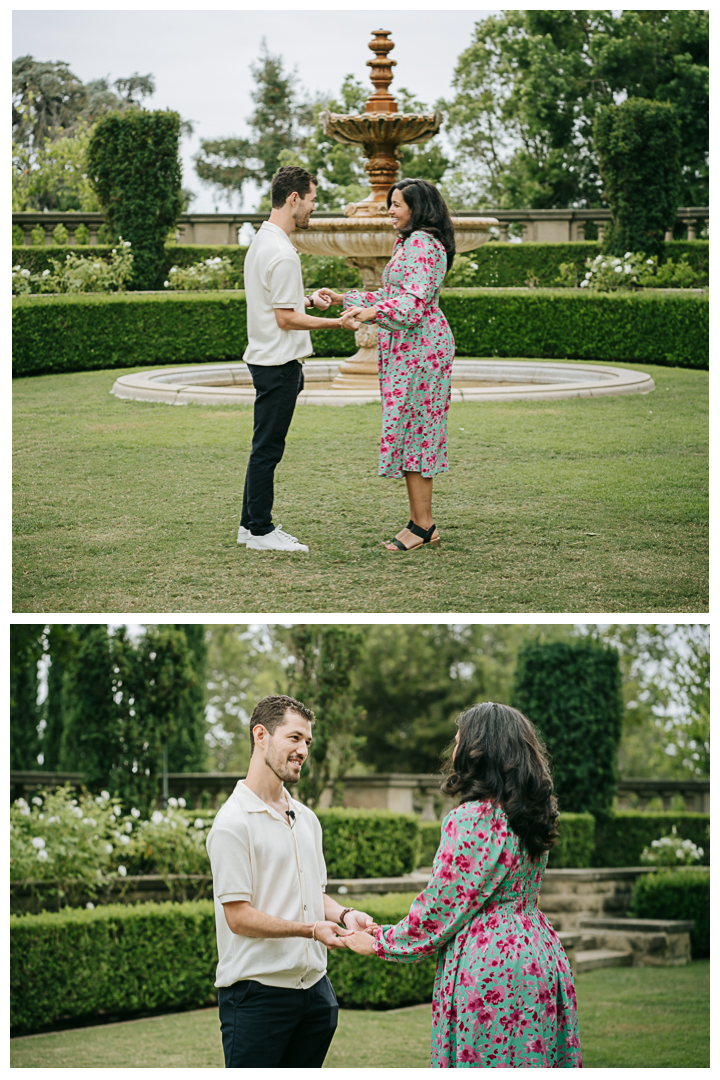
[595, 98, 681, 258]
[10, 900, 218, 1034]
[580, 251, 702, 291]
[639, 824, 705, 868]
[12, 241, 133, 296]
[163, 255, 238, 291]
[546, 812, 596, 869]
[462, 242, 602, 288]
[418, 821, 442, 866]
[627, 867, 709, 958]
[87, 109, 184, 289]
[317, 808, 420, 879]
[592, 811, 710, 868]
[512, 640, 624, 817]
[12, 287, 709, 377]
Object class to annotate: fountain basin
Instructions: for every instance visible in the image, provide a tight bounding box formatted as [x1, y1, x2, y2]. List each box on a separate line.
[112, 359, 654, 407]
[292, 216, 498, 260]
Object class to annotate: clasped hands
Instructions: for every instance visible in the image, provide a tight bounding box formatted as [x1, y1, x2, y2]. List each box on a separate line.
[314, 909, 379, 956]
[309, 288, 375, 332]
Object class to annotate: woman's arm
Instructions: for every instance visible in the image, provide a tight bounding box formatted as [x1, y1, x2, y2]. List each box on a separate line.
[222, 900, 352, 949]
[369, 803, 514, 963]
[369, 232, 444, 333]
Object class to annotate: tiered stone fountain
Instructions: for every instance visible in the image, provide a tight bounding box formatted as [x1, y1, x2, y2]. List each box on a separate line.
[290, 28, 498, 389]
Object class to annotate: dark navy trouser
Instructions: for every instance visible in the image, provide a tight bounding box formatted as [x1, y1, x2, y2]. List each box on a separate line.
[240, 359, 304, 536]
[218, 974, 338, 1068]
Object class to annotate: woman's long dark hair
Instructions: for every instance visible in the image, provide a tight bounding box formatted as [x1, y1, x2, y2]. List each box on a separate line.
[387, 178, 456, 273]
[440, 702, 559, 859]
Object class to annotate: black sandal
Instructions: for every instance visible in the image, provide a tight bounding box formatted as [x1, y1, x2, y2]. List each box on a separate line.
[383, 522, 440, 551]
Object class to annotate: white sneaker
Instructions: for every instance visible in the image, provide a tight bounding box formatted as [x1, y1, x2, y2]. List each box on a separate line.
[237, 525, 251, 545]
[246, 526, 309, 552]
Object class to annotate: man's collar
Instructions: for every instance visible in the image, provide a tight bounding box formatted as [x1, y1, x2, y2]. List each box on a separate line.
[235, 778, 304, 815]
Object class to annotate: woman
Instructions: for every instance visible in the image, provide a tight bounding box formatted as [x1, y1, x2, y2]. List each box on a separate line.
[323, 179, 456, 551]
[344, 702, 582, 1068]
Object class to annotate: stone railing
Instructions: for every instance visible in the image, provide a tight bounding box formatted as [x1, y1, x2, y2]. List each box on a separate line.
[12, 207, 709, 247]
[10, 771, 709, 815]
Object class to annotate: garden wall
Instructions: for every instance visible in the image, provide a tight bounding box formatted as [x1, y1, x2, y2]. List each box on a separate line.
[12, 288, 708, 377]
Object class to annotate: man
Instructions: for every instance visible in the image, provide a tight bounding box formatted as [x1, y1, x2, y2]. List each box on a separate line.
[239, 166, 359, 552]
[206, 694, 376, 1068]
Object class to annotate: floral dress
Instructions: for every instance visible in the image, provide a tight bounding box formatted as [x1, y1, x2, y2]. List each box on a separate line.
[374, 800, 582, 1068]
[343, 230, 454, 479]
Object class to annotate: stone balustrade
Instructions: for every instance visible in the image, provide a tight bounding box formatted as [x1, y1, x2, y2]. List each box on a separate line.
[12, 207, 709, 247]
[10, 771, 709, 815]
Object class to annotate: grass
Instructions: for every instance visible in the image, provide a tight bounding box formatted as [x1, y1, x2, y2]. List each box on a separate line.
[13, 359, 707, 613]
[9, 961, 709, 1068]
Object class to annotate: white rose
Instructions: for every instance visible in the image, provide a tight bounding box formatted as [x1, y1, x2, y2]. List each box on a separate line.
[42, 269, 50, 277]
[194, 818, 205, 829]
[178, 798, 186, 808]
[21, 268, 31, 277]
[168, 798, 178, 808]
[32, 797, 43, 806]
[86, 902, 95, 909]
[125, 822, 133, 833]
[37, 849, 49, 862]
[151, 811, 164, 825]
[164, 281, 170, 288]
[105, 843, 113, 854]
[624, 252, 632, 259]
[117, 865, 127, 877]
[119, 834, 130, 845]
[131, 808, 141, 819]
[614, 266, 622, 272]
[32, 837, 46, 849]
[101, 791, 110, 800]
[580, 280, 588, 287]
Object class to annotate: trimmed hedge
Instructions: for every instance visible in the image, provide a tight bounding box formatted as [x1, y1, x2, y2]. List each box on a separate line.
[418, 821, 442, 866]
[441, 289, 708, 370]
[592, 811, 710, 868]
[12, 287, 708, 377]
[10, 893, 427, 1034]
[468, 242, 601, 287]
[316, 808, 420, 879]
[627, 868, 709, 958]
[547, 812, 596, 869]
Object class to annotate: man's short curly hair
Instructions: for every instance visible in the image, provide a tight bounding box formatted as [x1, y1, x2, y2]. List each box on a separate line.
[270, 165, 317, 208]
[249, 694, 315, 752]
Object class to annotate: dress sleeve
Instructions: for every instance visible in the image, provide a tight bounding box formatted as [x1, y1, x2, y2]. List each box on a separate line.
[373, 232, 444, 333]
[343, 288, 381, 308]
[373, 802, 514, 964]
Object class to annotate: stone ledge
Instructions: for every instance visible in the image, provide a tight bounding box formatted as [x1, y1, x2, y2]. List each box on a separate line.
[579, 916, 695, 933]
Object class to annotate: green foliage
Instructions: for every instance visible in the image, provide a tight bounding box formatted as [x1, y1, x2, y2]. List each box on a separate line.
[595, 98, 681, 258]
[12, 122, 101, 213]
[639, 824, 704, 868]
[316, 808, 419, 879]
[163, 255, 238, 291]
[592, 811, 709, 869]
[12, 243, 249, 283]
[167, 624, 208, 773]
[87, 109, 183, 289]
[439, 289, 709, 370]
[441, 10, 708, 209]
[284, 627, 367, 807]
[512, 639, 624, 817]
[628, 868, 709, 958]
[546, 812, 596, 869]
[10, 900, 218, 1034]
[42, 625, 79, 770]
[12, 240, 133, 295]
[579, 250, 702, 292]
[418, 821, 442, 866]
[298, 253, 362, 291]
[10, 625, 44, 769]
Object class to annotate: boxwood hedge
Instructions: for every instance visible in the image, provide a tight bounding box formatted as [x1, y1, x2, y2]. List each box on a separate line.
[10, 893, 428, 1034]
[317, 808, 420, 879]
[627, 867, 709, 957]
[418, 812, 595, 870]
[12, 287, 707, 377]
[592, 811, 710, 868]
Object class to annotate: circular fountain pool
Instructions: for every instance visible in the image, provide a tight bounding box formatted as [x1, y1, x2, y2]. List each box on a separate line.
[112, 359, 654, 406]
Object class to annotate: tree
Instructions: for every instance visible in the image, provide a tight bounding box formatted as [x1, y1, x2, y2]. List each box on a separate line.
[10, 625, 45, 770]
[511, 639, 624, 817]
[87, 108, 184, 288]
[165, 624, 208, 772]
[59, 625, 121, 783]
[13, 121, 100, 212]
[595, 97, 681, 257]
[41, 624, 80, 770]
[194, 40, 311, 207]
[284, 625, 367, 807]
[442, 9, 708, 210]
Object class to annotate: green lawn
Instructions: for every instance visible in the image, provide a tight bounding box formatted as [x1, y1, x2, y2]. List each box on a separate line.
[9, 961, 709, 1068]
[13, 360, 707, 613]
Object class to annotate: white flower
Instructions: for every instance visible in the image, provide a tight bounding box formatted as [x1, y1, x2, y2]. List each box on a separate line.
[646, 259, 654, 265]
[105, 843, 113, 854]
[601, 262, 607, 268]
[13, 265, 21, 272]
[624, 252, 632, 259]
[580, 280, 588, 287]
[48, 815, 59, 823]
[164, 281, 170, 287]
[123, 241, 131, 248]
[168, 798, 178, 808]
[614, 265, 622, 272]
[42, 269, 50, 277]
[151, 811, 164, 825]
[178, 798, 186, 808]
[32, 797, 43, 806]
[101, 791, 110, 801]
[117, 865, 127, 877]
[113, 805, 122, 816]
[93, 263, 101, 269]
[119, 834, 130, 845]
[39, 813, 45, 820]
[194, 818, 205, 829]
[21, 268, 31, 277]
[86, 902, 95, 909]
[37, 849, 49, 862]
[84, 817, 97, 827]
[125, 821, 133, 833]
[112, 248, 117, 254]
[131, 808, 141, 819]
[19, 806, 30, 816]
[584, 271, 592, 279]
[32, 837, 46, 849]
[170, 267, 177, 273]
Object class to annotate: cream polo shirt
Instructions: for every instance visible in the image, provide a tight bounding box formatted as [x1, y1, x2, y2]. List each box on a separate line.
[206, 779, 328, 989]
[242, 221, 312, 366]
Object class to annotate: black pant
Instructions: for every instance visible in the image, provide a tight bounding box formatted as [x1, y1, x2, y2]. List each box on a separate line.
[240, 359, 304, 536]
[218, 974, 338, 1068]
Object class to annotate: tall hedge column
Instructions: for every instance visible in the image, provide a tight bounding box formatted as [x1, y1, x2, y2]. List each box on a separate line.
[87, 109, 183, 290]
[511, 639, 624, 818]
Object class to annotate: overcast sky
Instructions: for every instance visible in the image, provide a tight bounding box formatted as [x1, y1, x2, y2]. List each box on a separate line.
[13, 7, 499, 213]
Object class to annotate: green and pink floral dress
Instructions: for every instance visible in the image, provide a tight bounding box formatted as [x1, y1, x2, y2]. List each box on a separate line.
[373, 800, 582, 1068]
[343, 230, 454, 479]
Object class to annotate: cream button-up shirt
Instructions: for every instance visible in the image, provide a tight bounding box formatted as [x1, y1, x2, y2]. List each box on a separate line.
[206, 779, 328, 989]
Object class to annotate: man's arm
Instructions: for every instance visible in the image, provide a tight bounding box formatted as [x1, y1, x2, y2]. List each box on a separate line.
[323, 894, 378, 933]
[274, 307, 359, 331]
[222, 900, 352, 949]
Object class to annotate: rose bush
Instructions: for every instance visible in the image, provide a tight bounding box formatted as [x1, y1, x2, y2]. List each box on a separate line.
[163, 255, 237, 291]
[11, 240, 133, 295]
[640, 824, 704, 869]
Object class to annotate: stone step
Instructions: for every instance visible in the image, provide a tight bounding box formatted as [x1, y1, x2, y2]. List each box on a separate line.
[580, 934, 598, 951]
[575, 948, 633, 973]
